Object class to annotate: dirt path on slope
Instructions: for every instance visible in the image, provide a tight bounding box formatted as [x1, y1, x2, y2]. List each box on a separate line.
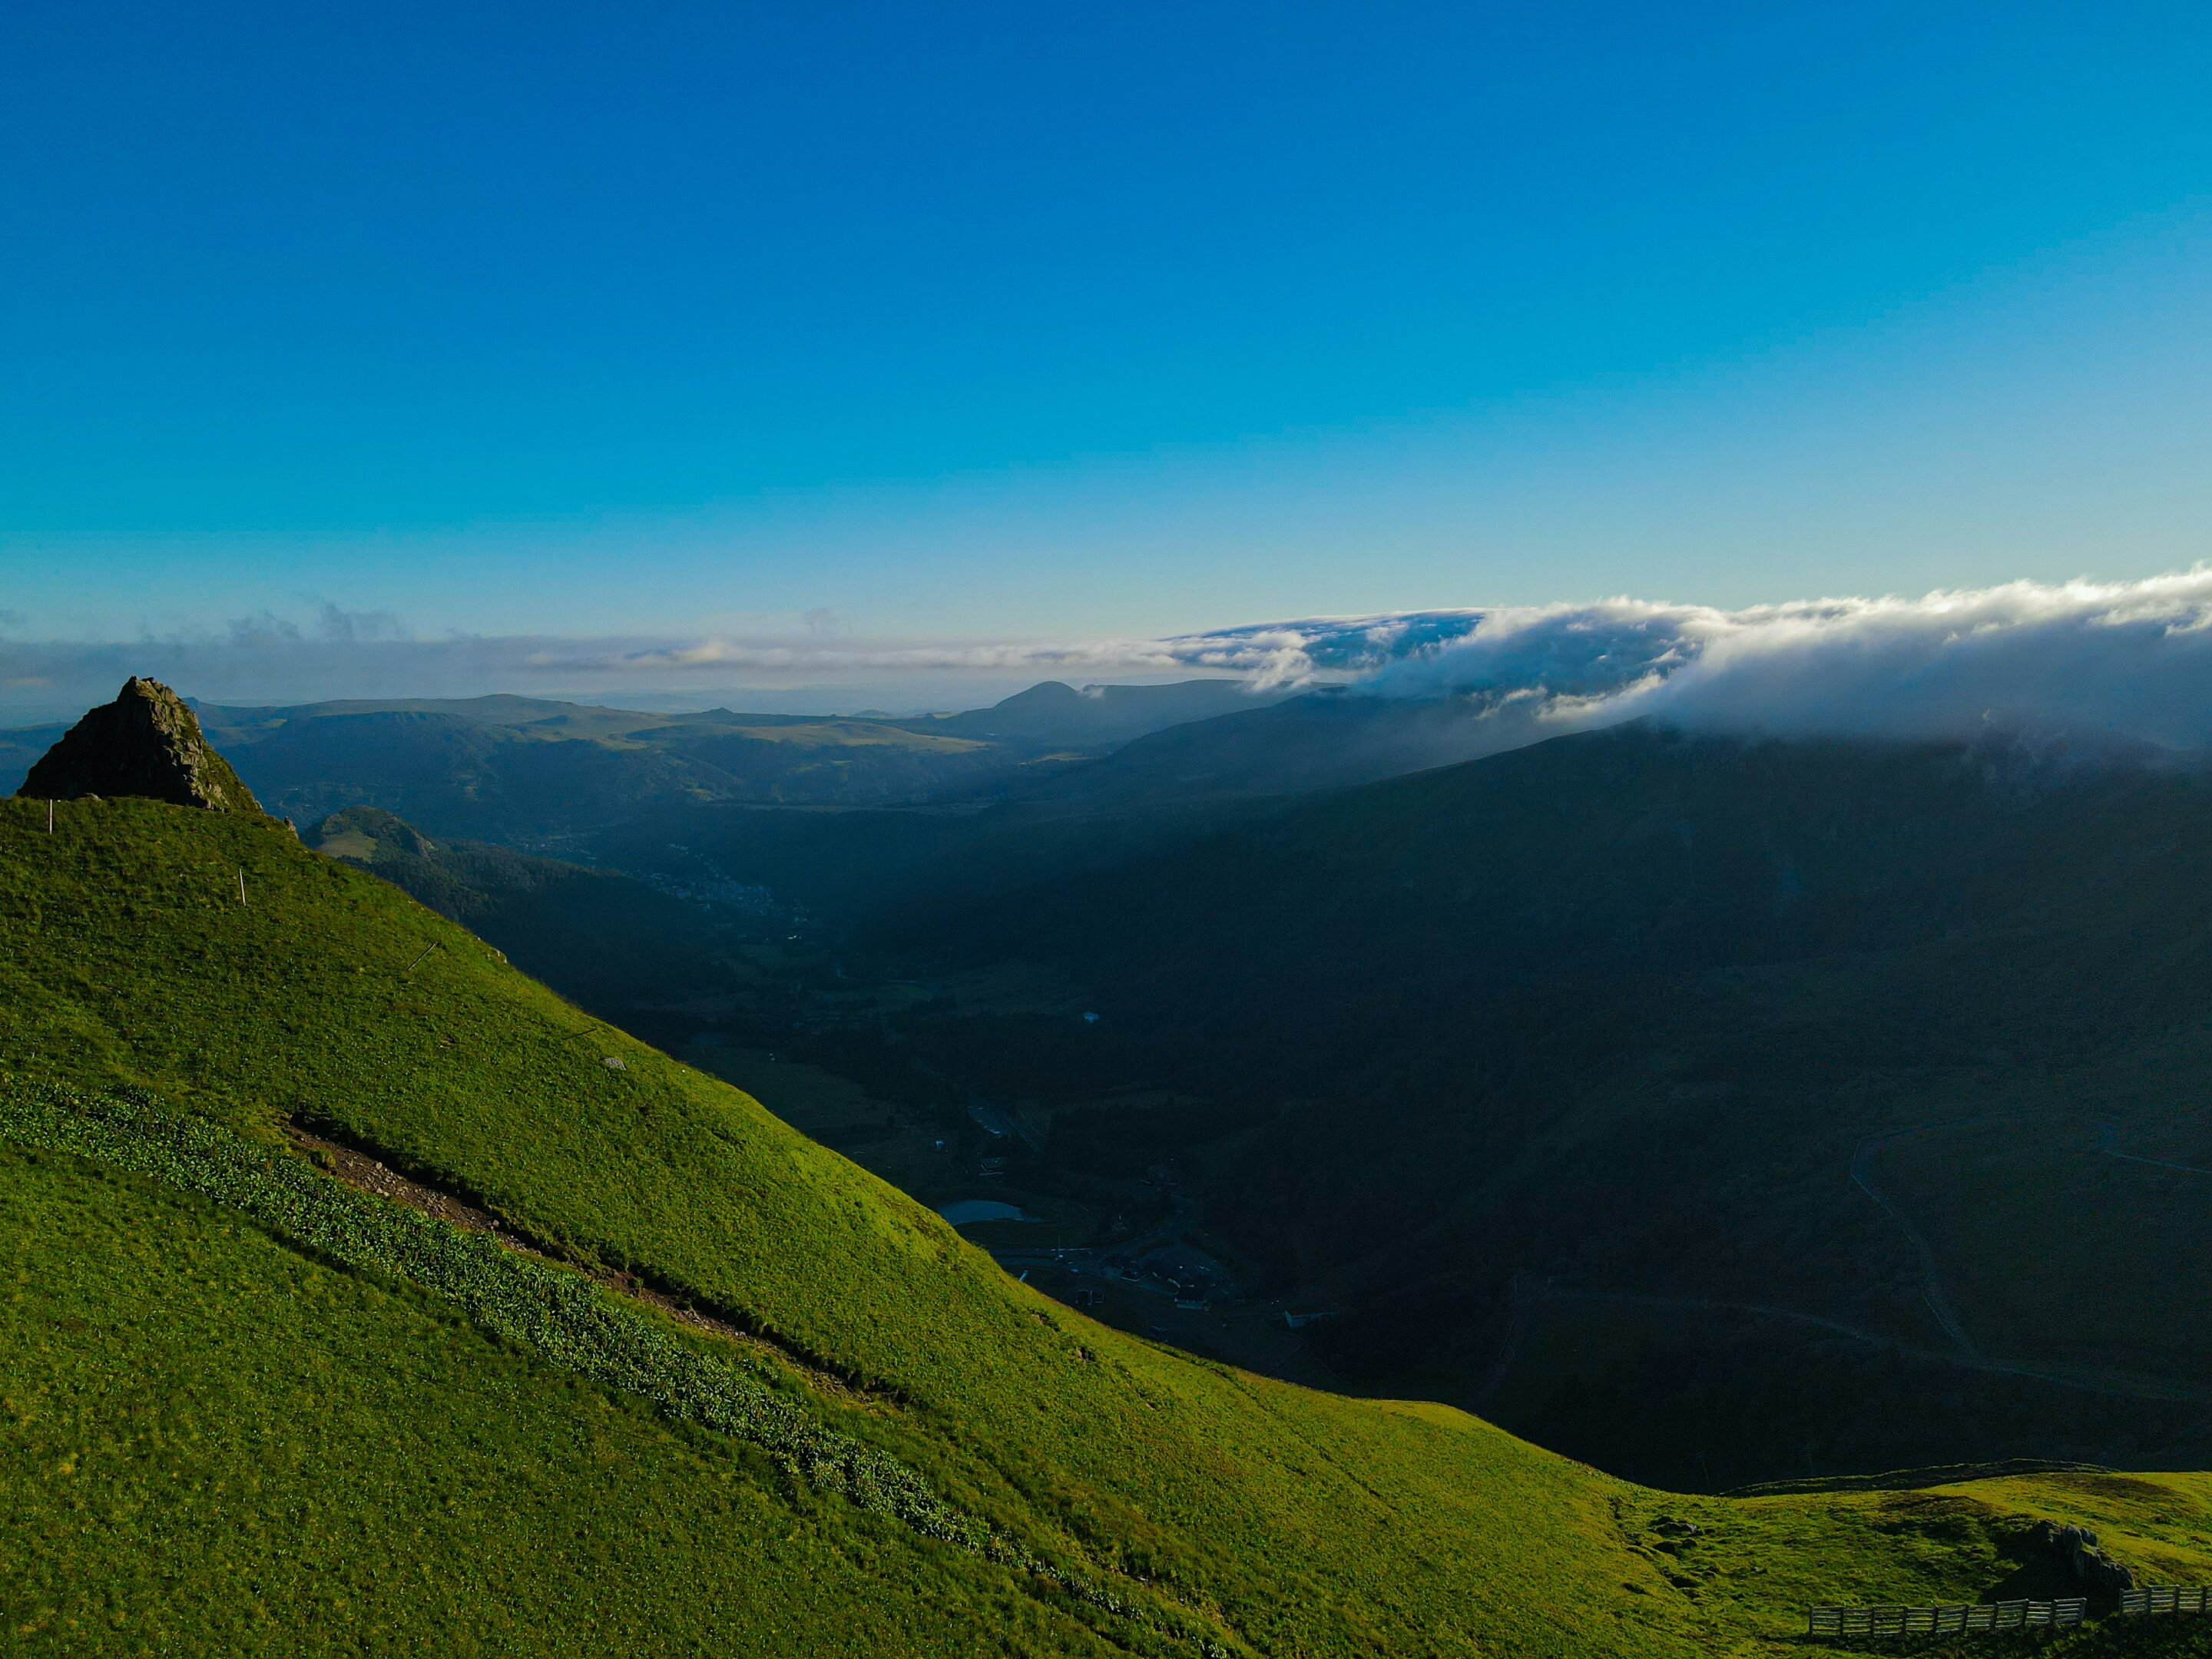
[284, 1121, 884, 1405]
[1850, 1126, 1982, 1360]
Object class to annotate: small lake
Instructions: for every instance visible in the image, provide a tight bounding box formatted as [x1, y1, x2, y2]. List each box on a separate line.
[937, 1199, 1040, 1226]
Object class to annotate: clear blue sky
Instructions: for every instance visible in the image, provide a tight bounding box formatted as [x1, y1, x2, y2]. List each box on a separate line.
[5, 2, 2212, 652]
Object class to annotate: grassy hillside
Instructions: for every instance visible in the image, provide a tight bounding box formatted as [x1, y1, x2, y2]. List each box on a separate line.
[13, 796, 2212, 1651]
[1, 1135, 1054, 1657]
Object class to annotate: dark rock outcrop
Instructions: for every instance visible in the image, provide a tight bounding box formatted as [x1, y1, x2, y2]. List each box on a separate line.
[18, 678, 263, 813]
[2028, 1519, 2136, 1594]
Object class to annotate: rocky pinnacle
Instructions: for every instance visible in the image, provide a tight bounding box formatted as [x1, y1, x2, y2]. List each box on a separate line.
[18, 677, 263, 813]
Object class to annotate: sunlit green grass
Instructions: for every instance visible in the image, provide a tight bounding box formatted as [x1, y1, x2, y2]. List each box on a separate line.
[0, 1142, 1078, 1658]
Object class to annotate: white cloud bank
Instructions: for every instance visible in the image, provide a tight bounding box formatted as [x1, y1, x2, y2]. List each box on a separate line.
[9, 570, 2212, 753]
[1356, 568, 2212, 753]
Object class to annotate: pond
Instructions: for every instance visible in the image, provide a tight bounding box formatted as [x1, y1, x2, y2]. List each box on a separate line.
[937, 1199, 1040, 1226]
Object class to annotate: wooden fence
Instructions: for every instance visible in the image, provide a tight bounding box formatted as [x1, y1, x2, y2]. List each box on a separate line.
[1806, 1598, 2086, 1637]
[2121, 1584, 2212, 1616]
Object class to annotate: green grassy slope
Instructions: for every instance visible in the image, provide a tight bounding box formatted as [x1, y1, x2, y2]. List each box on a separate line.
[0, 1141, 1058, 1657]
[7, 793, 2212, 1654]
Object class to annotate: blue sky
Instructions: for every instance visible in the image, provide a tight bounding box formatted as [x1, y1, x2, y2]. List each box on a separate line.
[5, 2, 2212, 685]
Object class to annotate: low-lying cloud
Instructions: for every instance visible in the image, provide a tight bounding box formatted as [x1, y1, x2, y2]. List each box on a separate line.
[1354, 568, 2212, 753]
[10, 570, 2212, 753]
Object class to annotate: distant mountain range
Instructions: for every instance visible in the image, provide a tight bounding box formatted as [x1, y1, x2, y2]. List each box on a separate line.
[0, 678, 1539, 835]
[929, 677, 1291, 747]
[0, 680, 1298, 839]
[158, 680, 1302, 836]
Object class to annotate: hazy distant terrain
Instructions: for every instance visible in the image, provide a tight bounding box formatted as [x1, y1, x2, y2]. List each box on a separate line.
[0, 724, 65, 797]
[195, 696, 1024, 838]
[120, 681, 1283, 839]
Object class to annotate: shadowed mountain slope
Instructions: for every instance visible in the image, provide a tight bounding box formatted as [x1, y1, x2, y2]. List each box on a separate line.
[1011, 687, 1575, 808]
[893, 723, 2212, 1485]
[929, 679, 1291, 747]
[301, 804, 743, 1020]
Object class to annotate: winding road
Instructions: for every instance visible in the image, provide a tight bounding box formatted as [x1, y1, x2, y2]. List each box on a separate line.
[1850, 1126, 1982, 1360]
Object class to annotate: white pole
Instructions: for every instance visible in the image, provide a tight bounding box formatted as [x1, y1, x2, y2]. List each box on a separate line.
[238, 868, 247, 905]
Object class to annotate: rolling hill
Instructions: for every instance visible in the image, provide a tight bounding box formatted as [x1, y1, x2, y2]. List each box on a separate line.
[13, 708, 2212, 1651]
[0, 681, 1505, 856]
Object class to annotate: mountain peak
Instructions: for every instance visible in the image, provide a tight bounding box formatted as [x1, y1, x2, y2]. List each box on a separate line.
[18, 677, 263, 813]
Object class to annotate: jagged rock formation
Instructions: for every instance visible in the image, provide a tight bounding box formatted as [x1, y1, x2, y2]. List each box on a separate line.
[18, 677, 263, 813]
[2028, 1520, 2136, 1594]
